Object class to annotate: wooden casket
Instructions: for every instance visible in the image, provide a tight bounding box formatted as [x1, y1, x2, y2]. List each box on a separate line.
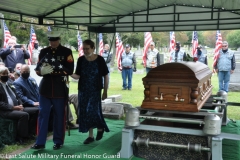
[141, 61, 213, 112]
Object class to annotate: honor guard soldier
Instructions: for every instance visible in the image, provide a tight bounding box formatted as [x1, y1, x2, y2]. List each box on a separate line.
[170, 42, 187, 62]
[31, 31, 74, 150]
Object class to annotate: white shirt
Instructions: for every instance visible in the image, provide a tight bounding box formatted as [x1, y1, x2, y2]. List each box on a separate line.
[0, 82, 16, 106]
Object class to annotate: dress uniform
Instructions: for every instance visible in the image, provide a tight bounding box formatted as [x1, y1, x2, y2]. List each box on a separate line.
[31, 31, 74, 150]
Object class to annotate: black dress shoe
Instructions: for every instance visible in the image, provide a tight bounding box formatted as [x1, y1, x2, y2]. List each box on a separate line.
[53, 144, 62, 150]
[83, 137, 94, 144]
[96, 129, 104, 141]
[31, 144, 45, 149]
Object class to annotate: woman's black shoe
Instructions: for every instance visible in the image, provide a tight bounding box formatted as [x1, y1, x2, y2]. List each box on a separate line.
[83, 137, 94, 144]
[96, 130, 104, 141]
[53, 144, 62, 150]
[31, 144, 45, 149]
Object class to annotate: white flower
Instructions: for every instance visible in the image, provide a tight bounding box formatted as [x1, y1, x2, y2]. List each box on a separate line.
[31, 80, 36, 85]
[10, 85, 15, 89]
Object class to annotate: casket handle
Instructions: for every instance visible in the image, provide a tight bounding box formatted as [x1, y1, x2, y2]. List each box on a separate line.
[175, 93, 179, 101]
[160, 93, 163, 100]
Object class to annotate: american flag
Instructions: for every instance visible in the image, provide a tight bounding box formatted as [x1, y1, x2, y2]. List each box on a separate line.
[169, 31, 175, 61]
[99, 33, 104, 56]
[3, 21, 12, 48]
[213, 30, 222, 69]
[142, 32, 153, 67]
[27, 25, 37, 65]
[77, 31, 84, 57]
[191, 31, 198, 56]
[116, 33, 124, 71]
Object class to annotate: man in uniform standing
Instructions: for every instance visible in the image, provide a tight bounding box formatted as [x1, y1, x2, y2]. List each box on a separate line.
[31, 31, 74, 150]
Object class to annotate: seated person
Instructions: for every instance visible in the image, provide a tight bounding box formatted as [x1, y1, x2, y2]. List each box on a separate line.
[0, 62, 14, 84]
[13, 63, 22, 80]
[69, 94, 79, 124]
[13, 64, 39, 107]
[13, 71, 20, 80]
[0, 66, 38, 144]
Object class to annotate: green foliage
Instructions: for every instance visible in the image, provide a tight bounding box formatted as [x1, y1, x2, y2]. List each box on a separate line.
[68, 38, 78, 50]
[227, 30, 240, 49]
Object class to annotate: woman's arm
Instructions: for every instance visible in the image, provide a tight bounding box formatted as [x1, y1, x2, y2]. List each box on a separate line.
[102, 74, 109, 100]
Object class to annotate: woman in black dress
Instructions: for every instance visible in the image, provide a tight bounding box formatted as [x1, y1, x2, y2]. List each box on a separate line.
[71, 39, 109, 144]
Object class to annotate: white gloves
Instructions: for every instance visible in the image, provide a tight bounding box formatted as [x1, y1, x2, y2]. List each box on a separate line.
[40, 63, 53, 75]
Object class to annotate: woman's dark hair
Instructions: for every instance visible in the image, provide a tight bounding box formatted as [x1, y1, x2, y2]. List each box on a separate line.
[83, 39, 95, 49]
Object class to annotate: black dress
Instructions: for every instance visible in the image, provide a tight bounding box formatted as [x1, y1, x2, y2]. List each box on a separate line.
[77, 56, 109, 133]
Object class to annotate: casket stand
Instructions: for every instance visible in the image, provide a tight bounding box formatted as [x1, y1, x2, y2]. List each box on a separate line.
[119, 62, 240, 160]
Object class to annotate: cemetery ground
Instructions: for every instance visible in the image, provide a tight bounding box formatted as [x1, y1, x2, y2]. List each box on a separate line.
[1, 50, 240, 157]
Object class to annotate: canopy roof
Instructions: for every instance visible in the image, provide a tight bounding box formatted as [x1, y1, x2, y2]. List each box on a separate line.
[0, 0, 239, 32]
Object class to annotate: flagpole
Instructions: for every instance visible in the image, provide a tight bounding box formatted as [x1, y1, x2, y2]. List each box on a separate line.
[0, 13, 4, 48]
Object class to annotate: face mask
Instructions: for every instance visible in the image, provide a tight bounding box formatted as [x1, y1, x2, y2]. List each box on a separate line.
[21, 73, 30, 79]
[0, 76, 8, 82]
[16, 70, 21, 75]
[34, 44, 38, 49]
[85, 53, 93, 57]
[197, 50, 202, 55]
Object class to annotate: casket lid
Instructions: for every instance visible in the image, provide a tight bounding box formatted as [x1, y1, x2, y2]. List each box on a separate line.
[143, 61, 212, 83]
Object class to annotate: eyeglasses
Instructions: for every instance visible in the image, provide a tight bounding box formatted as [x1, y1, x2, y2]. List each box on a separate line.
[83, 48, 90, 50]
[222, 45, 228, 47]
[150, 45, 154, 46]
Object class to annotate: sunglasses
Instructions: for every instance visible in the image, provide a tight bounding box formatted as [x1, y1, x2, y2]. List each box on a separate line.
[222, 45, 227, 47]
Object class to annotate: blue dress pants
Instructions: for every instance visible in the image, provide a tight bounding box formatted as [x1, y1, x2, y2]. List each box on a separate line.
[36, 95, 66, 145]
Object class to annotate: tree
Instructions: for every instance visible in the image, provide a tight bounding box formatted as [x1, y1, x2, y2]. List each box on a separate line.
[227, 30, 240, 49]
[203, 31, 216, 48]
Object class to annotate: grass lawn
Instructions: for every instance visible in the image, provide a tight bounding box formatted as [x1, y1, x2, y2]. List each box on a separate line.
[1, 50, 240, 155]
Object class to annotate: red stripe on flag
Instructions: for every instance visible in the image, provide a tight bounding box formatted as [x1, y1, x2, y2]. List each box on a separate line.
[142, 32, 153, 67]
[116, 33, 124, 71]
[213, 30, 222, 69]
[99, 33, 104, 56]
[169, 32, 175, 62]
[191, 31, 198, 56]
[28, 25, 37, 65]
[77, 32, 84, 57]
[3, 21, 12, 48]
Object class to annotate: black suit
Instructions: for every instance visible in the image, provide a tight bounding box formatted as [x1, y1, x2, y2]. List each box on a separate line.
[0, 82, 38, 138]
[0, 47, 30, 70]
